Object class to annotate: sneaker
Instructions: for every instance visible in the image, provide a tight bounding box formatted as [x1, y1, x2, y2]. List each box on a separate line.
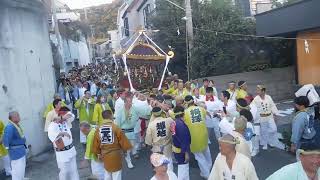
[251, 150, 258, 157]
[200, 173, 208, 179]
[262, 145, 268, 150]
[269, 143, 275, 148]
[126, 161, 134, 169]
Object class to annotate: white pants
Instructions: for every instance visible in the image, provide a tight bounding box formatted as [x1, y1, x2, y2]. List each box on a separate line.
[194, 147, 212, 178]
[2, 154, 12, 175]
[11, 156, 26, 180]
[125, 139, 138, 166]
[253, 125, 260, 152]
[57, 156, 80, 180]
[207, 118, 221, 142]
[80, 130, 87, 144]
[177, 163, 189, 180]
[260, 117, 285, 149]
[104, 169, 121, 180]
[167, 158, 174, 171]
[91, 160, 105, 180]
[126, 139, 138, 158]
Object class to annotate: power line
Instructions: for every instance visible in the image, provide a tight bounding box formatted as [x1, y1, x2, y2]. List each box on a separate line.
[164, 0, 186, 11]
[193, 27, 320, 41]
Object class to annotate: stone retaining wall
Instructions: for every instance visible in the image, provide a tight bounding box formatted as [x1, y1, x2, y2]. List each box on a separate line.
[201, 66, 296, 101]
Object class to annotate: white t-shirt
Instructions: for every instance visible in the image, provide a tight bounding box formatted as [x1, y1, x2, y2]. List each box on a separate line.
[219, 100, 237, 117]
[193, 95, 205, 104]
[151, 171, 178, 180]
[48, 121, 76, 163]
[205, 98, 222, 114]
[249, 103, 259, 124]
[79, 87, 87, 98]
[219, 117, 235, 135]
[132, 99, 151, 133]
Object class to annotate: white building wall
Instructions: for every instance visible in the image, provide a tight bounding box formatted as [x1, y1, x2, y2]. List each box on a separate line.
[0, 0, 56, 161]
[108, 30, 120, 52]
[118, 0, 156, 46]
[117, 3, 128, 40]
[250, 0, 271, 15]
[78, 41, 91, 66]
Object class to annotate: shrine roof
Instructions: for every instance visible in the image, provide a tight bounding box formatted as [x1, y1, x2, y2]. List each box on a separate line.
[126, 43, 166, 60]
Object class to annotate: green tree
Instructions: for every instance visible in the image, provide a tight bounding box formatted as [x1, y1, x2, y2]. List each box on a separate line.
[151, 0, 293, 79]
[150, 0, 188, 78]
[78, 0, 122, 39]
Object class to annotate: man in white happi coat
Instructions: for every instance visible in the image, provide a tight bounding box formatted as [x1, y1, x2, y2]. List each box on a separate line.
[249, 101, 260, 156]
[114, 89, 126, 118]
[232, 116, 251, 159]
[219, 90, 237, 117]
[132, 93, 152, 151]
[208, 134, 258, 180]
[193, 88, 205, 105]
[146, 107, 174, 170]
[114, 94, 140, 169]
[236, 98, 260, 156]
[204, 87, 222, 142]
[251, 85, 284, 150]
[226, 81, 238, 103]
[48, 110, 79, 180]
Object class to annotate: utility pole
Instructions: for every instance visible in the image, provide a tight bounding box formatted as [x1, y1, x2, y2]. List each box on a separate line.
[185, 0, 194, 81]
[51, 0, 64, 88]
[90, 25, 95, 64]
[164, 0, 194, 80]
[84, 8, 94, 64]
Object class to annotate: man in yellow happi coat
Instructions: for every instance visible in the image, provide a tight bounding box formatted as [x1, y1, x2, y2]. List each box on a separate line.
[236, 80, 249, 100]
[166, 80, 178, 95]
[75, 90, 95, 124]
[183, 81, 193, 97]
[226, 81, 238, 103]
[173, 80, 189, 98]
[92, 95, 113, 126]
[80, 122, 104, 180]
[75, 90, 95, 144]
[184, 95, 212, 179]
[199, 79, 209, 96]
[0, 120, 12, 176]
[43, 94, 66, 119]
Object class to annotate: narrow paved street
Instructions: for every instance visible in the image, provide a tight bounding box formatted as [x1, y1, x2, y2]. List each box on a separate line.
[2, 101, 300, 180]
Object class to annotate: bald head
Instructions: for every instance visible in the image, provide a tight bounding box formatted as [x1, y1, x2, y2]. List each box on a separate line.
[234, 116, 247, 132]
[9, 111, 20, 123]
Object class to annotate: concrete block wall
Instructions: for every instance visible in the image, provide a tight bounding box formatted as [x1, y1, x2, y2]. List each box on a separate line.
[201, 66, 296, 101]
[0, 0, 55, 161]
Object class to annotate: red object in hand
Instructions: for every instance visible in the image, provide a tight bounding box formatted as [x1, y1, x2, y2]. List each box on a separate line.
[140, 118, 146, 137]
[206, 95, 214, 101]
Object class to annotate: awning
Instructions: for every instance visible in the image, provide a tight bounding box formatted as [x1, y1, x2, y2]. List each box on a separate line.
[255, 0, 320, 36]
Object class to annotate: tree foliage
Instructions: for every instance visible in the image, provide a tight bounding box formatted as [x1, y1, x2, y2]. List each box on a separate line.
[77, 0, 123, 39]
[150, 0, 294, 80]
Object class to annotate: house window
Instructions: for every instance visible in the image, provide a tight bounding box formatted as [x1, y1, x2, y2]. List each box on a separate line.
[143, 4, 151, 28]
[124, 17, 129, 37]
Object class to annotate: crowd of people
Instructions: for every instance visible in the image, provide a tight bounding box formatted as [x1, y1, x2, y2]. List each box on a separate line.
[0, 62, 319, 180]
